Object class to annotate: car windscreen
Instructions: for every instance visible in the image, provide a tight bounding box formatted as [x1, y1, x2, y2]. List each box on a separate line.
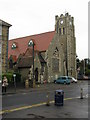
[61, 77, 67, 79]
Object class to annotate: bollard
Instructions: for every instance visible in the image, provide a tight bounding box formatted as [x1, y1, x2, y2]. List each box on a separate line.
[25, 79, 29, 89]
[80, 88, 83, 99]
[33, 80, 36, 88]
[38, 85, 40, 88]
[46, 91, 50, 106]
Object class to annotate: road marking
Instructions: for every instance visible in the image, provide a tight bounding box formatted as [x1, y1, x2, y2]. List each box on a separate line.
[0, 96, 86, 115]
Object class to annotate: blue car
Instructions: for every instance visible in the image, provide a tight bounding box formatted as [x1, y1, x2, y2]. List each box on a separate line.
[54, 76, 70, 84]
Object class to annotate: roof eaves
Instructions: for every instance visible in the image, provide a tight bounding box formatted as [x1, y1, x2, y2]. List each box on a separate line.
[0, 19, 12, 27]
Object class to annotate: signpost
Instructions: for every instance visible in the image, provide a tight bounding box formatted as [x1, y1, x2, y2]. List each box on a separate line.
[29, 40, 35, 88]
[13, 74, 16, 92]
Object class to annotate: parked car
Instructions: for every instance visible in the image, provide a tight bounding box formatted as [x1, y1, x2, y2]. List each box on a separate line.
[54, 76, 70, 84]
[68, 76, 77, 83]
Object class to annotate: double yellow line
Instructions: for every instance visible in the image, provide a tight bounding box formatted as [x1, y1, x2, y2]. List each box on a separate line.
[0, 96, 79, 115]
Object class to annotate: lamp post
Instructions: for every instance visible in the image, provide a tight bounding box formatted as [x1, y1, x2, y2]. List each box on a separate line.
[83, 59, 85, 76]
[13, 74, 16, 92]
[29, 40, 35, 88]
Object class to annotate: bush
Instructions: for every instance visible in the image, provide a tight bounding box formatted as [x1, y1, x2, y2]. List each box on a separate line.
[2, 72, 13, 83]
[85, 69, 90, 76]
[2, 72, 21, 83]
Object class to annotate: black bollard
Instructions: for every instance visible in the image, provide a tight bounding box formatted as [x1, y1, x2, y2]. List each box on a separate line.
[80, 88, 83, 99]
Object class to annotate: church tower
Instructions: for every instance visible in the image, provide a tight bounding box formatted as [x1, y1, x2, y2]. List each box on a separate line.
[55, 13, 76, 78]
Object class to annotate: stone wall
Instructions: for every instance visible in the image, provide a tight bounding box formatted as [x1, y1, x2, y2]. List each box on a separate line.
[2, 25, 9, 73]
[0, 20, 11, 73]
[47, 34, 64, 82]
[19, 68, 30, 82]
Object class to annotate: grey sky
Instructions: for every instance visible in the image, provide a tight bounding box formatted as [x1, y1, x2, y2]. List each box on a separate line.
[0, 0, 88, 60]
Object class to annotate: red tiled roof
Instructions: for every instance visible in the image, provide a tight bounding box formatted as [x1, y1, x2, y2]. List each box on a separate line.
[18, 57, 33, 68]
[8, 31, 55, 59]
[9, 55, 17, 62]
[12, 55, 17, 62]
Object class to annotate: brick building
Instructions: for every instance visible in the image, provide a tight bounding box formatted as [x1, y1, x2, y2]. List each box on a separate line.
[8, 12, 76, 82]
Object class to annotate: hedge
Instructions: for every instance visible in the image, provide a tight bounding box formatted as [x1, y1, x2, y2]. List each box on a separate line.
[2, 72, 21, 83]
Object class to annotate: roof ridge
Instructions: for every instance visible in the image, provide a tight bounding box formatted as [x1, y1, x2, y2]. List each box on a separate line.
[9, 30, 55, 41]
[0, 19, 12, 27]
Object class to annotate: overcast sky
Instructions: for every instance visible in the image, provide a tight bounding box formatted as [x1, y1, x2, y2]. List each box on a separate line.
[0, 0, 89, 60]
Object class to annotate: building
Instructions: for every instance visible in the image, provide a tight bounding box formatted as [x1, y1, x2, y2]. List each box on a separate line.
[0, 20, 11, 73]
[8, 12, 76, 82]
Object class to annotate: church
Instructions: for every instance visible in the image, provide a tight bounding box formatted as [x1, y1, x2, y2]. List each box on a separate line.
[8, 12, 76, 83]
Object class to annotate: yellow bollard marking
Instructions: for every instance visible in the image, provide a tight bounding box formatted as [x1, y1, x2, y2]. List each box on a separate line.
[0, 96, 81, 115]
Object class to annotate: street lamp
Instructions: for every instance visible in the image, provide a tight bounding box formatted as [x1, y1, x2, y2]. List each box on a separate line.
[13, 74, 16, 92]
[29, 40, 35, 88]
[83, 59, 85, 76]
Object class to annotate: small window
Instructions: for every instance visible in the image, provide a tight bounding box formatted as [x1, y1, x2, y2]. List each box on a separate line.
[28, 41, 31, 46]
[28, 40, 33, 47]
[56, 47, 58, 51]
[63, 28, 65, 34]
[12, 43, 17, 49]
[59, 28, 61, 35]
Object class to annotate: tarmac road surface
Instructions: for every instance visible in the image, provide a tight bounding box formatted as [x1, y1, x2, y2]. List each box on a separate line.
[1, 80, 89, 118]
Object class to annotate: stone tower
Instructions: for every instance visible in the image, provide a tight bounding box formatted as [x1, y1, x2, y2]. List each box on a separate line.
[0, 20, 11, 73]
[55, 13, 76, 78]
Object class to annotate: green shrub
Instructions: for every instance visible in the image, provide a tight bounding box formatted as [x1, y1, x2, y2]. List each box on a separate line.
[2, 73, 13, 83]
[85, 69, 90, 76]
[2, 72, 21, 83]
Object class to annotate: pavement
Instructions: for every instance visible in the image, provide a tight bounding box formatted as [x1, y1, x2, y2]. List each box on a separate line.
[2, 83, 58, 95]
[1, 80, 89, 95]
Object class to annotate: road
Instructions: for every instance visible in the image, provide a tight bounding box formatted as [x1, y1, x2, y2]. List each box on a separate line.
[1, 80, 88, 118]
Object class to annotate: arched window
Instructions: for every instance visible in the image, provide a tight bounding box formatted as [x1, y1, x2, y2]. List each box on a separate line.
[59, 28, 61, 35]
[53, 47, 59, 57]
[52, 47, 59, 72]
[28, 40, 34, 47]
[11, 43, 17, 49]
